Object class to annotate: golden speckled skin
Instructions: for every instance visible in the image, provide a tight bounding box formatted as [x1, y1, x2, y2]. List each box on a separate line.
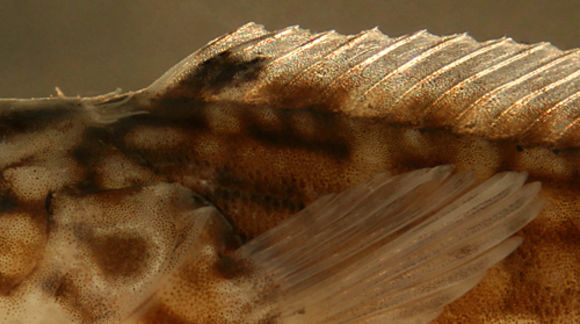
[0, 23, 579, 323]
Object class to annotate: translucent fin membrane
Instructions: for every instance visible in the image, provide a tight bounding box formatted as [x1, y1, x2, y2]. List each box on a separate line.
[236, 166, 543, 323]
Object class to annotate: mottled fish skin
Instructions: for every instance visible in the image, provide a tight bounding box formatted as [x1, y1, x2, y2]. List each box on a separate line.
[0, 22, 578, 323]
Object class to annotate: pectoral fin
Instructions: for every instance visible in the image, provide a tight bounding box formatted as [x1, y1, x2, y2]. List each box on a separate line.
[0, 167, 543, 324]
[236, 166, 543, 323]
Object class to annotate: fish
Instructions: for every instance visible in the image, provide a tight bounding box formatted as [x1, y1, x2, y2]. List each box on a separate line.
[0, 22, 578, 323]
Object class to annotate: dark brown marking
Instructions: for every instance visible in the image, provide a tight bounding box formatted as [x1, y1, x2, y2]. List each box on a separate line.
[176, 50, 267, 98]
[0, 106, 72, 138]
[0, 274, 21, 296]
[72, 138, 113, 194]
[76, 228, 151, 280]
[0, 191, 17, 213]
[197, 52, 267, 91]
[72, 126, 159, 193]
[214, 254, 253, 280]
[242, 106, 351, 160]
[141, 303, 189, 324]
[43, 191, 55, 235]
[131, 99, 210, 131]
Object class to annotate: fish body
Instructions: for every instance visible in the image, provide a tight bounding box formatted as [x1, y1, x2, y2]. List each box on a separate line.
[0, 23, 578, 323]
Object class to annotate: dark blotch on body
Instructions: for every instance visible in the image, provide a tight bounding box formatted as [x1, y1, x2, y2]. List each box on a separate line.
[87, 234, 150, 279]
[74, 225, 151, 280]
[141, 303, 190, 324]
[0, 274, 22, 296]
[0, 191, 17, 213]
[214, 254, 253, 280]
[242, 106, 351, 160]
[0, 106, 71, 137]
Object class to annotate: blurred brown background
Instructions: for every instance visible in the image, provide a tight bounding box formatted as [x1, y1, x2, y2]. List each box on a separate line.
[0, 0, 578, 98]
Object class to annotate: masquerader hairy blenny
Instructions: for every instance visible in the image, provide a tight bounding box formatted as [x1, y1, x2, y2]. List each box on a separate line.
[0, 23, 578, 323]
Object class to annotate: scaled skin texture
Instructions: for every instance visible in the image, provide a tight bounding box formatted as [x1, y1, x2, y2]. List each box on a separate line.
[0, 23, 579, 323]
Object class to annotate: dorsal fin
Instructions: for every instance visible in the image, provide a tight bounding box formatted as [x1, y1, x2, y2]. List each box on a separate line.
[146, 23, 580, 148]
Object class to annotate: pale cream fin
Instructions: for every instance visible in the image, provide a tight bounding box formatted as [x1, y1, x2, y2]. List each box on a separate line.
[236, 166, 543, 323]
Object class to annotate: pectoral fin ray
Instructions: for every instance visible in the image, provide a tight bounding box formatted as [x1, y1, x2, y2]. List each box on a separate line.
[236, 166, 542, 323]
